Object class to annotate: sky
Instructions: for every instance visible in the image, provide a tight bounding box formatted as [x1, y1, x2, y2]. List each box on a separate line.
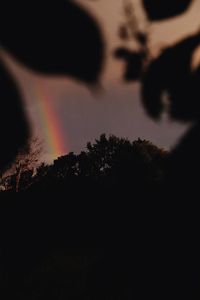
[2, 0, 200, 162]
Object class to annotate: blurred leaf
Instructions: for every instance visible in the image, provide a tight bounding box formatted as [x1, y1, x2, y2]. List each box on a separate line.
[115, 48, 144, 81]
[0, 61, 29, 171]
[0, 0, 104, 85]
[142, 0, 193, 21]
[141, 56, 165, 119]
[142, 32, 200, 120]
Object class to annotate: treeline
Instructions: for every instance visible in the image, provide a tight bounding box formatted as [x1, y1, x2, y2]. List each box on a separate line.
[0, 134, 168, 194]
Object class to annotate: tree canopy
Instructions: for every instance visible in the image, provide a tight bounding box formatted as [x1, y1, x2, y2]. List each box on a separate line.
[0, 134, 167, 193]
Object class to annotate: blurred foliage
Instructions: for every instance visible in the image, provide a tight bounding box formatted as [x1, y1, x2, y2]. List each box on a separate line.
[142, 0, 193, 21]
[0, 0, 104, 171]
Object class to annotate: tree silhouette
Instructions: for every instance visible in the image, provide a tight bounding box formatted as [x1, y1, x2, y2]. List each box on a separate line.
[0, 137, 43, 192]
[29, 134, 167, 194]
[11, 137, 43, 192]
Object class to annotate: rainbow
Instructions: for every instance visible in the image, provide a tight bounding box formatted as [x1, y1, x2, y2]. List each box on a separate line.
[29, 81, 67, 159]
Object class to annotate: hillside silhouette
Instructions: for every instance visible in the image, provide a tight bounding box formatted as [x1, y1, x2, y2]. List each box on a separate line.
[0, 135, 169, 299]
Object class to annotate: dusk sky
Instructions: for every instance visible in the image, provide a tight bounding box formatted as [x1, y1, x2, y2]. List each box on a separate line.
[3, 0, 200, 162]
